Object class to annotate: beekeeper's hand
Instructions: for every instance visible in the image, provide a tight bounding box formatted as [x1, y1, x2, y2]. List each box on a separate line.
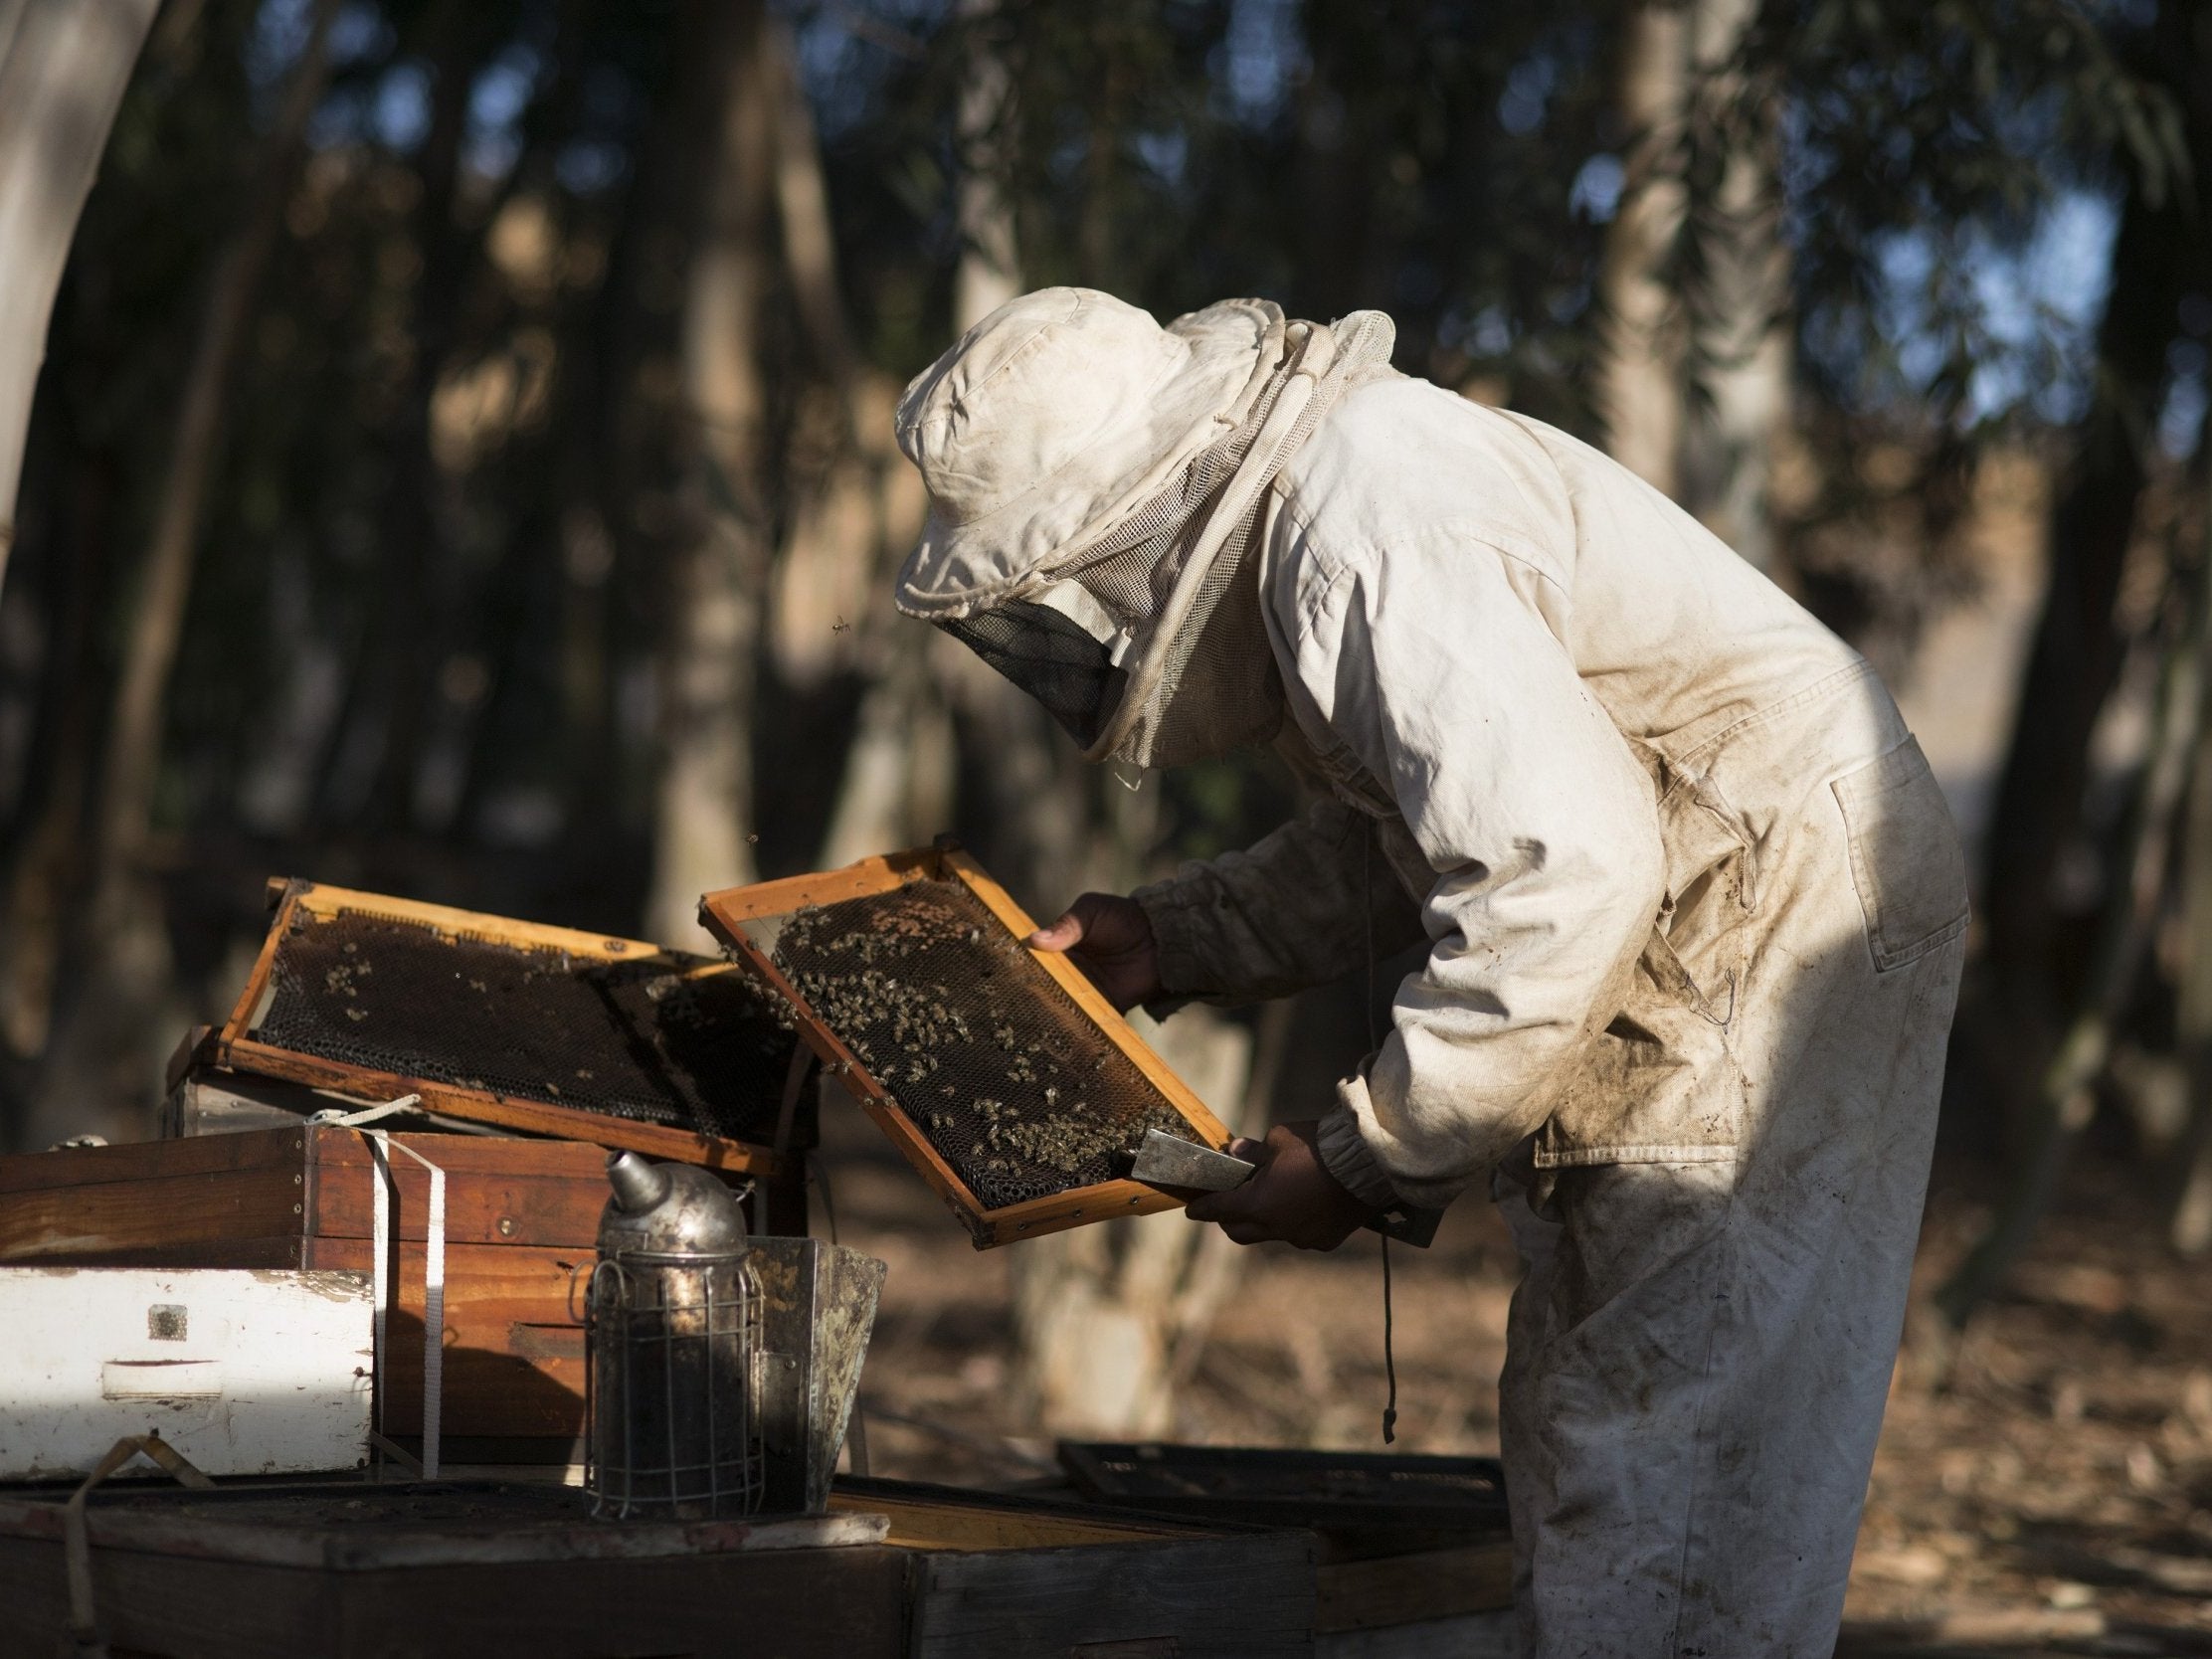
[1027, 893, 1161, 1012]
[1185, 1121, 1373, 1251]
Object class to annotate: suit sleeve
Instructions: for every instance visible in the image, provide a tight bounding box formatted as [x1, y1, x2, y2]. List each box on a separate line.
[1296, 526, 1666, 1210]
[1131, 796, 1428, 1008]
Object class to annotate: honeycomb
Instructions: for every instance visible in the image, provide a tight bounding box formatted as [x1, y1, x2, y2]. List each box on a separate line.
[252, 907, 794, 1143]
[764, 878, 1197, 1209]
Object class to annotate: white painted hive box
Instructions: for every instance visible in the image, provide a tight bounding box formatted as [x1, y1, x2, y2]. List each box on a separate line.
[0, 1267, 373, 1480]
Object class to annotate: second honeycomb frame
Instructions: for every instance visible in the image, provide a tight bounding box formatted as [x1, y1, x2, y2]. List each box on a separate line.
[700, 841, 1230, 1248]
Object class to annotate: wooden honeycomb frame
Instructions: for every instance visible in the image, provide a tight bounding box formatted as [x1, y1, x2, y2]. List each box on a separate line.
[700, 842, 1230, 1248]
[186, 879, 790, 1180]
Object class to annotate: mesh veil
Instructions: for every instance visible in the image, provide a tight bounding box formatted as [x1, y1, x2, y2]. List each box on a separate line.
[938, 602, 1127, 749]
[938, 310, 1399, 770]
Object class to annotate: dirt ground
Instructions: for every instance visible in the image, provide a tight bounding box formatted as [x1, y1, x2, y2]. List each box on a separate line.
[822, 1106, 2212, 1656]
[1839, 1166, 2212, 1657]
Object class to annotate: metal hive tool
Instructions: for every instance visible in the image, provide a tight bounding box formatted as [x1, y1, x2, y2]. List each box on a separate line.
[194, 881, 801, 1177]
[701, 842, 1231, 1248]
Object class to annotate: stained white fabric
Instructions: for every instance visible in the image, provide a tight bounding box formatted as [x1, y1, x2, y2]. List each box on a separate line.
[1071, 307, 1396, 768]
[1486, 660, 1962, 1652]
[889, 291, 1969, 1653]
[1134, 377, 1964, 1196]
[1495, 763, 1961, 1652]
[1121, 374, 1967, 1654]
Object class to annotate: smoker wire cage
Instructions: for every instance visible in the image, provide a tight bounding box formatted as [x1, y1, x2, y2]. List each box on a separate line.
[584, 1249, 765, 1520]
[196, 880, 800, 1178]
[700, 842, 1231, 1248]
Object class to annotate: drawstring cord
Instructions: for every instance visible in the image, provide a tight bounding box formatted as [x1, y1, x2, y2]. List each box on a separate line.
[1363, 818, 1398, 1445]
[1382, 1230, 1398, 1444]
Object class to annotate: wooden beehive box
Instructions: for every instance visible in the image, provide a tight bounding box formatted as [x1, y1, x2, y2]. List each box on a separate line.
[181, 878, 803, 1178]
[0, 1267, 375, 1481]
[702, 842, 1231, 1248]
[0, 1127, 653, 1462]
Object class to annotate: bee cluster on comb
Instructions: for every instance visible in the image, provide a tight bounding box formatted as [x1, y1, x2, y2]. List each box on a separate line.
[765, 879, 1193, 1209]
[254, 906, 792, 1142]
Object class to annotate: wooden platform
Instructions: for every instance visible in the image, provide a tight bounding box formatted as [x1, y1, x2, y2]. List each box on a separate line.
[0, 1476, 1317, 1658]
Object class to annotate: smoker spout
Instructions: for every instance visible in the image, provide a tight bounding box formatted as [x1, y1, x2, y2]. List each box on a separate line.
[606, 1150, 672, 1213]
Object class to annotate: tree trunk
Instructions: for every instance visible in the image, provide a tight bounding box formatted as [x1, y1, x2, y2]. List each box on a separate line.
[1290, 27, 1378, 325]
[644, 0, 775, 949]
[1594, 0, 1688, 494]
[900, 1, 1264, 1436]
[1980, 11, 2201, 1063]
[0, 0, 159, 591]
[1939, 502, 2212, 1326]
[1009, 1006, 1260, 1436]
[1981, 192, 2183, 1040]
[813, 0, 1007, 869]
[953, 0, 1020, 331]
[90, 0, 337, 920]
[768, 18, 855, 391]
[558, 33, 692, 869]
[24, 0, 336, 1147]
[817, 620, 958, 866]
[937, 0, 1102, 913]
[0, 449, 115, 1148]
[761, 17, 945, 860]
[2173, 703, 2212, 1257]
[1679, 0, 1788, 571]
[323, 2, 486, 830]
[995, 554, 1263, 1438]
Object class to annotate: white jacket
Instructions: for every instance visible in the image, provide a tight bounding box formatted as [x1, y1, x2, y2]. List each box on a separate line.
[1132, 376, 1880, 1208]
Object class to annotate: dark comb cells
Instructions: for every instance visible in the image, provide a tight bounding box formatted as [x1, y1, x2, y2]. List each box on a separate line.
[765, 879, 1196, 1209]
[253, 909, 794, 1142]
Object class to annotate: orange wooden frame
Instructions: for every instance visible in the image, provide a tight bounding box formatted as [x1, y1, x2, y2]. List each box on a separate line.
[203, 879, 787, 1180]
[700, 841, 1230, 1248]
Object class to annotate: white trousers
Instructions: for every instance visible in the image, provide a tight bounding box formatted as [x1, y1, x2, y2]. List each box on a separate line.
[1495, 736, 1965, 1658]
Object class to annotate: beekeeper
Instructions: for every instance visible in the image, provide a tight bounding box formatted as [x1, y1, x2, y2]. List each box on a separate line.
[890, 286, 1967, 1657]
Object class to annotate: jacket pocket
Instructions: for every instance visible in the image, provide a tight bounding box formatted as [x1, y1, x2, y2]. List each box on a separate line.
[1832, 736, 1969, 972]
[1534, 927, 1743, 1168]
[1532, 748, 1751, 1170]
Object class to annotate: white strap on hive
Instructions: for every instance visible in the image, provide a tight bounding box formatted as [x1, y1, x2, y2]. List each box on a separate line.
[65, 1433, 214, 1647]
[309, 1095, 447, 1479]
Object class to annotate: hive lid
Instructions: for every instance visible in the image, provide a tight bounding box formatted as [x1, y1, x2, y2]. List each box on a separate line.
[700, 842, 1229, 1248]
[199, 880, 800, 1179]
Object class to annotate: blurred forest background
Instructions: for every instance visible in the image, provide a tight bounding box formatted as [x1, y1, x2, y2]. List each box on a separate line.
[8, 0, 2212, 1464]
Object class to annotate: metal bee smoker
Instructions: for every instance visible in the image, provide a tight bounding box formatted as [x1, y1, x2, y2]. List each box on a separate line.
[585, 1151, 763, 1520]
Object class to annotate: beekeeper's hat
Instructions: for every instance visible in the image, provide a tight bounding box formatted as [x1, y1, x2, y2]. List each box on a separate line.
[890, 286, 1393, 769]
[892, 287, 1282, 619]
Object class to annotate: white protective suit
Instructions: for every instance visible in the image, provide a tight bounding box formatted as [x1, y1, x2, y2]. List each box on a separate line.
[894, 288, 1968, 1658]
